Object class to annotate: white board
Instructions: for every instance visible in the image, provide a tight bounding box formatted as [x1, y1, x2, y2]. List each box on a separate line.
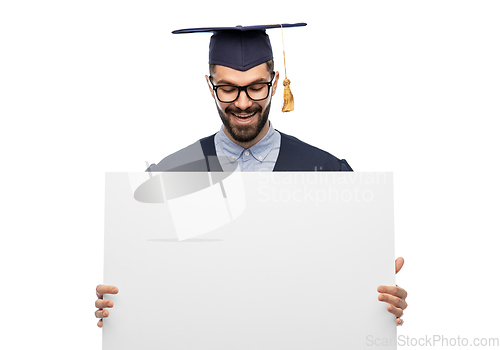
[103, 172, 396, 349]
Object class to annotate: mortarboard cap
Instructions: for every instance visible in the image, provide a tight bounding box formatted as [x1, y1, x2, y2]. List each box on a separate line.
[172, 23, 306, 71]
[172, 23, 306, 111]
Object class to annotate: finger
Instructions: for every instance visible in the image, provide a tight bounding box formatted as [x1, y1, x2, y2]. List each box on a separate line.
[95, 299, 114, 309]
[94, 309, 109, 319]
[395, 257, 404, 274]
[396, 318, 404, 326]
[387, 304, 404, 318]
[97, 319, 103, 328]
[378, 293, 408, 310]
[96, 285, 119, 299]
[377, 285, 408, 301]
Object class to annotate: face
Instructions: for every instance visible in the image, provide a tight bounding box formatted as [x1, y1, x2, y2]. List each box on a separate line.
[206, 63, 279, 146]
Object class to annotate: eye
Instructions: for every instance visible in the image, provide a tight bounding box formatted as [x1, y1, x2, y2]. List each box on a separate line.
[220, 86, 237, 93]
[248, 84, 265, 92]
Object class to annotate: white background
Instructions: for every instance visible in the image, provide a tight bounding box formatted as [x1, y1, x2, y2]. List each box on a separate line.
[1, 1, 499, 349]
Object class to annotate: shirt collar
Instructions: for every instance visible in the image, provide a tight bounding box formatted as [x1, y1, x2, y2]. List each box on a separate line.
[215, 121, 278, 163]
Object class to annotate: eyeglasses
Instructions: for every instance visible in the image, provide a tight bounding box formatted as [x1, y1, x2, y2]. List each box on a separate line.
[209, 72, 275, 103]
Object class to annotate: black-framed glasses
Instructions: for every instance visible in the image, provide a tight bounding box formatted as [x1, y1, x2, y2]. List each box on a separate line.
[209, 72, 275, 103]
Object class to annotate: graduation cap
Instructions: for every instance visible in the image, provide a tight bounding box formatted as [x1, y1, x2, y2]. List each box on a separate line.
[172, 23, 307, 112]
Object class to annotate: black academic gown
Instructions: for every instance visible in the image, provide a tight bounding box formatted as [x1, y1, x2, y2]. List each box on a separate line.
[147, 131, 352, 172]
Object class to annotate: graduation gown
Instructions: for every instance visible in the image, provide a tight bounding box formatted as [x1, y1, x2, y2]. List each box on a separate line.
[147, 131, 352, 172]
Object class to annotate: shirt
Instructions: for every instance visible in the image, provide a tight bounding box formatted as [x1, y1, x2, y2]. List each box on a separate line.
[214, 122, 281, 172]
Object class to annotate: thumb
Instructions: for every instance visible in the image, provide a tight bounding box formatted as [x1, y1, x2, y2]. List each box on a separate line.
[395, 257, 404, 274]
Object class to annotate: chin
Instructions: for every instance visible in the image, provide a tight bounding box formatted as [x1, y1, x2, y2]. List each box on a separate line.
[217, 101, 272, 144]
[228, 114, 268, 143]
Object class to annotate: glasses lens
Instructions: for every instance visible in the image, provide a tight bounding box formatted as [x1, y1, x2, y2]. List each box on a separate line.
[246, 83, 269, 101]
[217, 86, 239, 103]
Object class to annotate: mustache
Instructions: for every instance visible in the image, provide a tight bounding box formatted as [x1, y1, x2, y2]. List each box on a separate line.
[225, 104, 262, 114]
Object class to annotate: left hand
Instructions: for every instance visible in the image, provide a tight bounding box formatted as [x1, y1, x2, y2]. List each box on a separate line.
[377, 257, 408, 326]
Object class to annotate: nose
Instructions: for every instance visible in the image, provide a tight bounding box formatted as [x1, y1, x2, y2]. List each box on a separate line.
[233, 89, 253, 110]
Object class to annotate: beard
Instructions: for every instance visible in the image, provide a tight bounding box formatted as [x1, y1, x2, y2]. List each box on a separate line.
[216, 101, 272, 143]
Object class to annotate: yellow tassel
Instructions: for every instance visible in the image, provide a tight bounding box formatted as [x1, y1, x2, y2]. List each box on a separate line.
[280, 24, 294, 113]
[282, 78, 294, 112]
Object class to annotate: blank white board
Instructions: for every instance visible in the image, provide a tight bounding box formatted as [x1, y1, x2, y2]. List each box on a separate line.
[103, 172, 396, 349]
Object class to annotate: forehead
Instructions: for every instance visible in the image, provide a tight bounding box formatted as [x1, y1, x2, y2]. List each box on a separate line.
[212, 63, 271, 85]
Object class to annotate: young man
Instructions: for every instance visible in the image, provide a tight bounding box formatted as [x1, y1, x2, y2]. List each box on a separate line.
[95, 23, 407, 328]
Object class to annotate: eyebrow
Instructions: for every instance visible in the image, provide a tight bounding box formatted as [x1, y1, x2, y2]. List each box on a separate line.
[215, 77, 270, 85]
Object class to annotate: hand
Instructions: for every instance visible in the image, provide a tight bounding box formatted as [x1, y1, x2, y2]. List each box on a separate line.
[95, 284, 119, 328]
[377, 257, 408, 326]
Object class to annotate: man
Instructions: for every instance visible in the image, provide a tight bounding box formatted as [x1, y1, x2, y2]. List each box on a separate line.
[95, 23, 408, 328]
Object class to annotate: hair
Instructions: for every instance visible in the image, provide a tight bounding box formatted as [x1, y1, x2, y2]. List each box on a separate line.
[209, 60, 274, 76]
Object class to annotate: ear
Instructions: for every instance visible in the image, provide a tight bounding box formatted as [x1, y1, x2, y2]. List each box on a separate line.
[205, 75, 215, 99]
[271, 71, 279, 97]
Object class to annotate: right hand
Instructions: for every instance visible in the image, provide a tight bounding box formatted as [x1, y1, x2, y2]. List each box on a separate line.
[95, 284, 119, 328]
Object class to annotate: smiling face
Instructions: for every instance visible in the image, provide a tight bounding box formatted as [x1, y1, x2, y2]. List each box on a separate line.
[206, 63, 279, 149]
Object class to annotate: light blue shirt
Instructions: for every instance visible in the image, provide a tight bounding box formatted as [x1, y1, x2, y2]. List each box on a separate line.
[214, 122, 281, 172]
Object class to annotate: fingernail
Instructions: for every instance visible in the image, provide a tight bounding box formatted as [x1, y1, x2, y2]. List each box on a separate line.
[107, 302, 112, 307]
